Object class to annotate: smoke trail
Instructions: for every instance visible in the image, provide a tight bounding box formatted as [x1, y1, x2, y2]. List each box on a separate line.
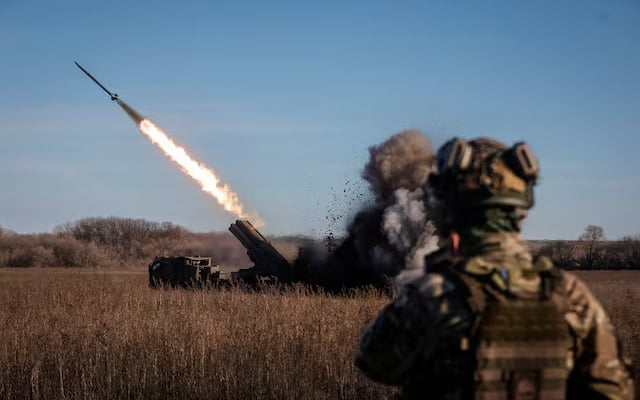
[138, 119, 263, 226]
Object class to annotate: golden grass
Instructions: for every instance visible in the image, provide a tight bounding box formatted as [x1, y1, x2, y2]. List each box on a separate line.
[0, 268, 395, 399]
[0, 269, 637, 399]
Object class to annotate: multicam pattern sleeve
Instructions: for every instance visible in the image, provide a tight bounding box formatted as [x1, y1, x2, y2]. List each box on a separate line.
[563, 272, 635, 400]
[355, 273, 452, 385]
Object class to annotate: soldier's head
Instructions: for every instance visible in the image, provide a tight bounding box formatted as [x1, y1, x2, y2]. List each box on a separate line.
[428, 137, 539, 234]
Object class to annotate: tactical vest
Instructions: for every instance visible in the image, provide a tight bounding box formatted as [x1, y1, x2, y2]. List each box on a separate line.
[460, 270, 573, 400]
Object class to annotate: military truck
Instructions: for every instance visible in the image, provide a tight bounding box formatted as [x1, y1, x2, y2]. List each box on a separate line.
[148, 256, 220, 288]
[148, 220, 300, 289]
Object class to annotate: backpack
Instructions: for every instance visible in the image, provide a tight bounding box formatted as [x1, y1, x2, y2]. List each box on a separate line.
[459, 267, 573, 400]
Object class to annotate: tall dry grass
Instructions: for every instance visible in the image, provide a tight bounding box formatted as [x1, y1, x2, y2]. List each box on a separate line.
[0, 269, 637, 399]
[0, 268, 395, 400]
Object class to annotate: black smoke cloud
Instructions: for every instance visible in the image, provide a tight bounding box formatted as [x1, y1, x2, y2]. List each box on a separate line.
[296, 130, 439, 291]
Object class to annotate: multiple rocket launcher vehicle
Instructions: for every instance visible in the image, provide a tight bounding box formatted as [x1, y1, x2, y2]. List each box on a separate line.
[148, 220, 294, 288]
[76, 63, 294, 287]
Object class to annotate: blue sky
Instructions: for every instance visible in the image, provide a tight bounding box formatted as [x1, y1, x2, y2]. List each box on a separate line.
[0, 0, 638, 239]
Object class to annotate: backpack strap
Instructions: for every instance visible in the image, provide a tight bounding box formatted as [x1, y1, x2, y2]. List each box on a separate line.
[457, 272, 487, 315]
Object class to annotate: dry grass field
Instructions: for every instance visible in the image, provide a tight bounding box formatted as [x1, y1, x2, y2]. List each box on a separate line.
[573, 270, 640, 395]
[0, 268, 638, 399]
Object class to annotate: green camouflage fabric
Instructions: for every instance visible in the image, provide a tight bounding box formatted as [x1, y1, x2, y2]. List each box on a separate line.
[355, 232, 635, 399]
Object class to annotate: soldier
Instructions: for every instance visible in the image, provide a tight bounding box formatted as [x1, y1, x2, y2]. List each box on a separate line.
[356, 137, 635, 399]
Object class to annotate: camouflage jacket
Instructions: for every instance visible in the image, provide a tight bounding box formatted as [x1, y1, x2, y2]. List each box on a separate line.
[355, 233, 635, 400]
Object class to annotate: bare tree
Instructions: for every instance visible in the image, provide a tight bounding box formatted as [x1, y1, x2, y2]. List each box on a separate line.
[578, 225, 606, 269]
[579, 225, 605, 242]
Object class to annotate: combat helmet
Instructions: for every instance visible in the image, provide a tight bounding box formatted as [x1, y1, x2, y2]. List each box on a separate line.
[430, 137, 539, 211]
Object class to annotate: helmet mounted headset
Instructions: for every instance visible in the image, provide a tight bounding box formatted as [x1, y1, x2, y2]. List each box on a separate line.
[432, 137, 539, 210]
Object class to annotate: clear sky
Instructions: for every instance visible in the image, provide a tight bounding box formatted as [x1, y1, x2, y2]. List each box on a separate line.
[0, 0, 638, 240]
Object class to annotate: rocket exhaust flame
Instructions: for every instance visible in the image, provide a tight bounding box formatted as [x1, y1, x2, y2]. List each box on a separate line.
[75, 62, 262, 225]
[137, 118, 261, 224]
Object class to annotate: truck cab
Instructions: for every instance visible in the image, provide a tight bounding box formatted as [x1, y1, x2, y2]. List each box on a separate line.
[148, 256, 220, 288]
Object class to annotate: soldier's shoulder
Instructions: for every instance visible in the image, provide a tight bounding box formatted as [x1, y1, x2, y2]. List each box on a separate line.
[557, 271, 610, 339]
[406, 245, 463, 297]
[558, 270, 595, 301]
[402, 271, 459, 300]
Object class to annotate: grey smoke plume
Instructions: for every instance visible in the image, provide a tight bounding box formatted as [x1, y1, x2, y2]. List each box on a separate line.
[383, 188, 429, 254]
[381, 187, 440, 291]
[367, 131, 439, 276]
[362, 129, 435, 203]
[383, 188, 439, 270]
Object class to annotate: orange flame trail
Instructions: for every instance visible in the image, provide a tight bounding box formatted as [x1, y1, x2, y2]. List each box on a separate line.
[138, 119, 262, 225]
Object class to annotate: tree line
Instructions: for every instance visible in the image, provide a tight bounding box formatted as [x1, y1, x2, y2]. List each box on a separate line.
[533, 225, 640, 270]
[0, 217, 252, 268]
[0, 219, 638, 269]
